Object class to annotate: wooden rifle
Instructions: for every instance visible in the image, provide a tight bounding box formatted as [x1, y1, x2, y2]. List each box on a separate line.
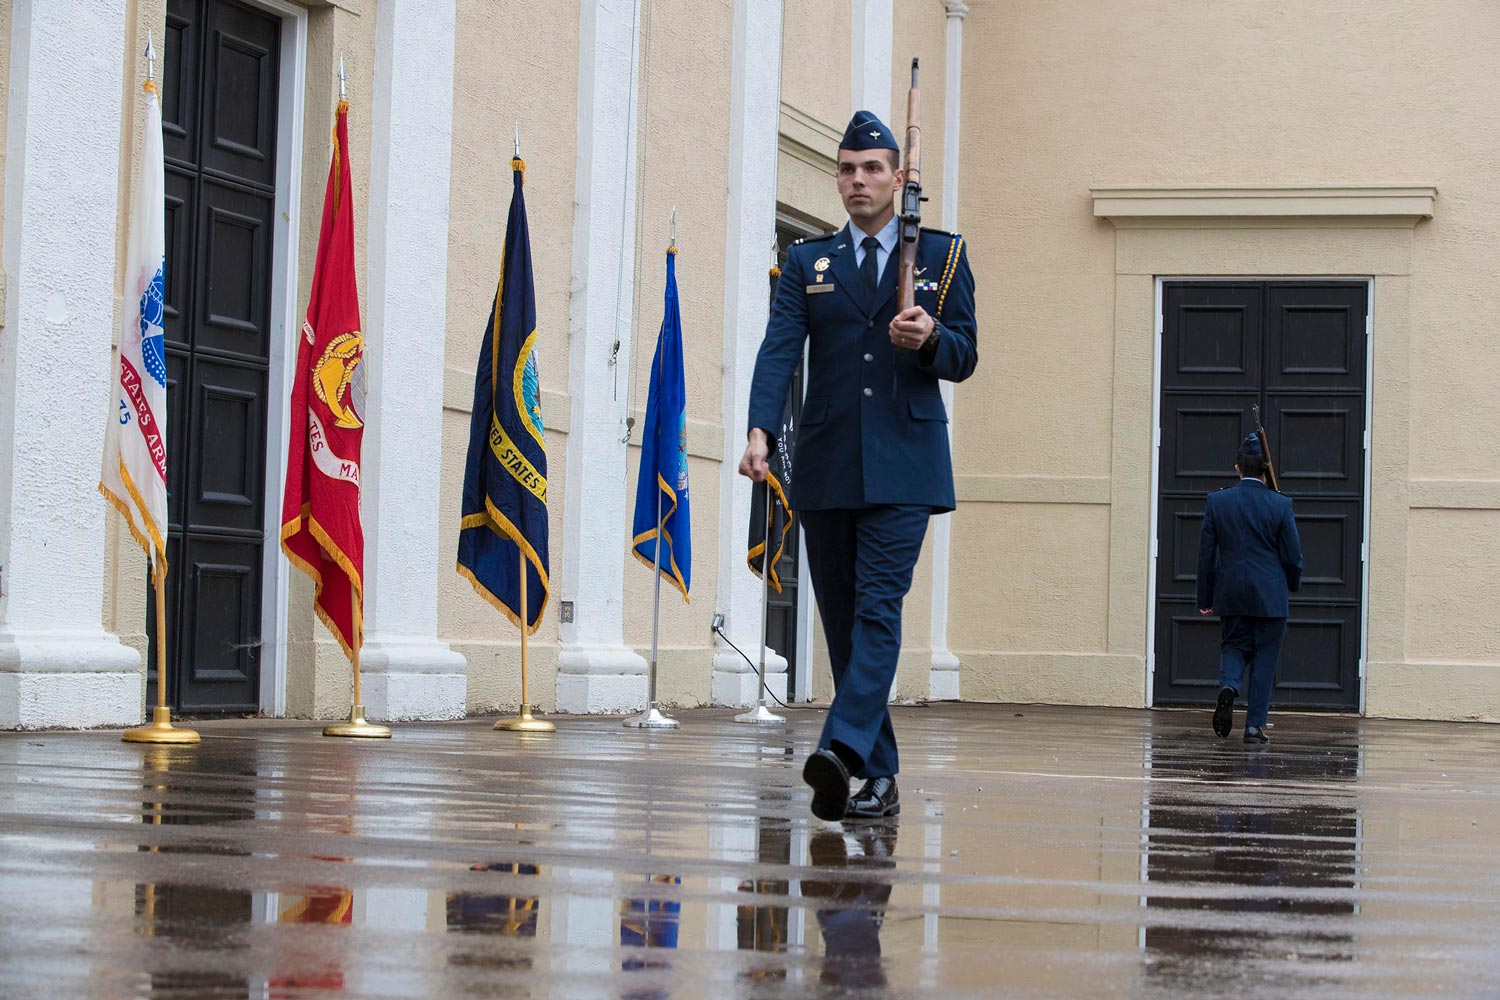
[894, 57, 927, 393]
[897, 57, 925, 312]
[1252, 404, 1280, 492]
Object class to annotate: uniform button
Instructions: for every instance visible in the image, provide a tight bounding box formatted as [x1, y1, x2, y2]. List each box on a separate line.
[863, 387, 873, 397]
[866, 320, 875, 329]
[863, 353, 874, 362]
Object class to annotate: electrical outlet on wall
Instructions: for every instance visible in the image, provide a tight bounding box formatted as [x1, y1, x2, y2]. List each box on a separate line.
[710, 612, 725, 631]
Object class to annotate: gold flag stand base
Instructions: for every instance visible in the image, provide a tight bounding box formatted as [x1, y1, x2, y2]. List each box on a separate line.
[494, 704, 555, 733]
[122, 707, 201, 745]
[323, 704, 392, 739]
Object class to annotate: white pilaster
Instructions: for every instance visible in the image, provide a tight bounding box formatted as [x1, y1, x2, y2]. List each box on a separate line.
[557, 0, 649, 713]
[358, 0, 467, 721]
[712, 0, 789, 708]
[850, 0, 893, 120]
[929, 0, 968, 702]
[0, 0, 142, 729]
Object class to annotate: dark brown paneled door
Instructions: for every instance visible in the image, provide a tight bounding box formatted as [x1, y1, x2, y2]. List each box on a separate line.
[1154, 282, 1367, 711]
[766, 224, 807, 694]
[152, 0, 280, 712]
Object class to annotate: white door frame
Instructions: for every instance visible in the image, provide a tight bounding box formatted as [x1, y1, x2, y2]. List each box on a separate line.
[250, 0, 308, 716]
[1145, 276, 1374, 716]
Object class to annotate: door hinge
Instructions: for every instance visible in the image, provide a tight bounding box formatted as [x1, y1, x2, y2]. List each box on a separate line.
[1151, 537, 1159, 559]
[1361, 541, 1368, 563]
[1363, 430, 1370, 451]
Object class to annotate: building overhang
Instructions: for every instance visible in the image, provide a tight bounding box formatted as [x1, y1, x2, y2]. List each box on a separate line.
[1090, 184, 1437, 228]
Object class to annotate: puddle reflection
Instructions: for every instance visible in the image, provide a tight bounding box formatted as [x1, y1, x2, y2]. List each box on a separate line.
[805, 823, 898, 991]
[446, 862, 541, 971]
[1143, 732, 1361, 989]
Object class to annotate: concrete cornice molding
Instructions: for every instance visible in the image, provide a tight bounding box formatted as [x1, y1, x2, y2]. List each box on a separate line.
[945, 0, 970, 19]
[1091, 184, 1438, 225]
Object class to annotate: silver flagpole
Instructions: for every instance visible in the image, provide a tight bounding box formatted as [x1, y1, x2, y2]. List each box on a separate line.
[625, 485, 679, 729]
[625, 221, 680, 730]
[736, 486, 785, 724]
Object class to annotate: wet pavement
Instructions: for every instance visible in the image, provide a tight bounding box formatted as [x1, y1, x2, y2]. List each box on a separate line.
[1, 703, 1498, 999]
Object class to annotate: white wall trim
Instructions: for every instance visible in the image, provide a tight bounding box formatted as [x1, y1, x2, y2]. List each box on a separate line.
[557, 0, 650, 713]
[250, 0, 308, 718]
[713, 0, 787, 708]
[357, 0, 467, 721]
[1092, 184, 1437, 223]
[929, 0, 967, 700]
[850, 0, 892, 120]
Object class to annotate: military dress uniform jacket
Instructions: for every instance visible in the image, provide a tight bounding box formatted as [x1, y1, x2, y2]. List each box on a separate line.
[1195, 479, 1304, 618]
[747, 226, 978, 512]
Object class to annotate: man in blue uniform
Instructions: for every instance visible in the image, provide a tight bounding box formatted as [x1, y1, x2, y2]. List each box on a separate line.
[1196, 434, 1304, 744]
[738, 110, 978, 820]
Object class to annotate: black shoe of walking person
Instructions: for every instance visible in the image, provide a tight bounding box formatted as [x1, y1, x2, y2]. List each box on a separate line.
[803, 747, 852, 821]
[845, 776, 899, 819]
[1243, 726, 1270, 745]
[1212, 685, 1236, 738]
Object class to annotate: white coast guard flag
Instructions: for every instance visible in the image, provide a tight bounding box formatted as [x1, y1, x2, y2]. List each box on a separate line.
[101, 81, 169, 571]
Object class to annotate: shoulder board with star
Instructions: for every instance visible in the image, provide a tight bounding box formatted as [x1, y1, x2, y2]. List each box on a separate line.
[921, 226, 960, 239]
[791, 231, 837, 248]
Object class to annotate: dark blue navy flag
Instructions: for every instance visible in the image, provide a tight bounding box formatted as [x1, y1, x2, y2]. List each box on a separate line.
[630, 249, 691, 600]
[747, 262, 797, 592]
[457, 158, 549, 632]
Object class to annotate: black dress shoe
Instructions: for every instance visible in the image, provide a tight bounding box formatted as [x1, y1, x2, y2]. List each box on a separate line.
[846, 776, 899, 819]
[1212, 685, 1236, 739]
[1243, 726, 1270, 744]
[803, 748, 852, 821]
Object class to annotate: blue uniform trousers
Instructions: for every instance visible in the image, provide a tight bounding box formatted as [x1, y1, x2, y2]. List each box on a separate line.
[800, 505, 929, 780]
[1219, 616, 1287, 729]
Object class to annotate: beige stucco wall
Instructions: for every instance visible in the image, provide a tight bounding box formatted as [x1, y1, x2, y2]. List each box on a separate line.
[951, 0, 1500, 720]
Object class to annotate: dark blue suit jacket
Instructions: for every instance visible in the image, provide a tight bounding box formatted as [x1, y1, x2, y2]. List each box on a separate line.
[1196, 479, 1304, 618]
[747, 225, 978, 512]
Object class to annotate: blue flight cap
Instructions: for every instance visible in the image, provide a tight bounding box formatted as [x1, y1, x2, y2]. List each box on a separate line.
[1239, 433, 1263, 456]
[840, 110, 899, 152]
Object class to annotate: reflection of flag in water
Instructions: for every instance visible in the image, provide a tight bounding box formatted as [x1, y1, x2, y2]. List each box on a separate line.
[746, 262, 798, 591]
[101, 78, 169, 577]
[280, 100, 366, 659]
[457, 158, 550, 633]
[447, 862, 541, 938]
[621, 875, 681, 953]
[630, 250, 692, 599]
[270, 888, 353, 991]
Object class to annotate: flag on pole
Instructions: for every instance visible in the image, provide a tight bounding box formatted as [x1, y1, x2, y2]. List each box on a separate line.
[746, 262, 798, 592]
[630, 249, 692, 599]
[279, 101, 366, 660]
[101, 78, 170, 575]
[457, 157, 550, 632]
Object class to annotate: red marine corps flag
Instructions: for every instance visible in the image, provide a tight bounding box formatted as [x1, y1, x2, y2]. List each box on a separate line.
[280, 99, 366, 660]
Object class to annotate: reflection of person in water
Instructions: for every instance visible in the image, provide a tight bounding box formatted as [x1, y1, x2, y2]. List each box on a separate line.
[804, 824, 898, 989]
[1142, 728, 1360, 989]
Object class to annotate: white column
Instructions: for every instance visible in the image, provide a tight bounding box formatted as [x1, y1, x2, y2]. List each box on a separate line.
[556, 0, 649, 713]
[928, 0, 968, 702]
[548, 865, 616, 996]
[850, 0, 893, 120]
[712, 0, 788, 708]
[0, 0, 142, 729]
[358, 0, 467, 721]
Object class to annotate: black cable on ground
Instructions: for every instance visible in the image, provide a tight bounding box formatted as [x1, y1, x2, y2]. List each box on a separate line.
[712, 625, 808, 711]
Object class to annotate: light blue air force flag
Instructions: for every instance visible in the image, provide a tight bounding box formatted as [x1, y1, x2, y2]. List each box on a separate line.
[630, 249, 691, 600]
